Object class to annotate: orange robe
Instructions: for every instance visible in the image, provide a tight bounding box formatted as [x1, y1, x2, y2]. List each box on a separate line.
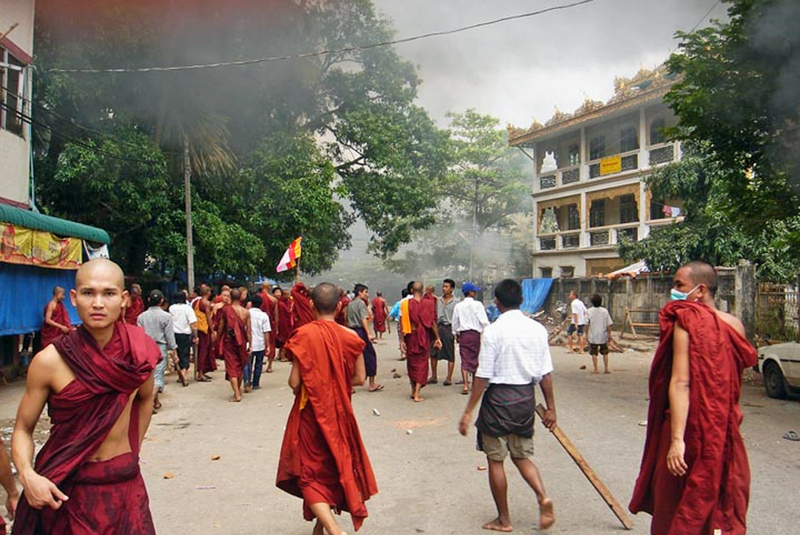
[291, 283, 315, 331]
[629, 301, 757, 535]
[276, 321, 378, 531]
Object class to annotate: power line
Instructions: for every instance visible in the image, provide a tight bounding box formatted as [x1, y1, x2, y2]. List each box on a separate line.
[44, 0, 597, 74]
[0, 101, 163, 164]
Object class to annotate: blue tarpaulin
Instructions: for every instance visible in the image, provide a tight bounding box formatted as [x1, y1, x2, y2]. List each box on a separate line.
[520, 278, 553, 315]
[0, 263, 81, 336]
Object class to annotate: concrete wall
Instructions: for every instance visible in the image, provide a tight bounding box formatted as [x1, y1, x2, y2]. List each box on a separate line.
[542, 267, 749, 336]
[0, 0, 36, 54]
[0, 129, 29, 205]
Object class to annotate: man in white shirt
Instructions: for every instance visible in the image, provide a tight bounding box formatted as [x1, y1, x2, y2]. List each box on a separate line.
[246, 294, 272, 390]
[452, 282, 490, 394]
[458, 279, 557, 532]
[586, 294, 614, 374]
[567, 290, 588, 354]
[169, 291, 198, 387]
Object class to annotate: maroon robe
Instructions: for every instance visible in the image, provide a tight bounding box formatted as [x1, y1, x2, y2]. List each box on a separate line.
[124, 296, 145, 326]
[41, 301, 71, 348]
[13, 324, 160, 535]
[276, 296, 294, 347]
[277, 321, 377, 531]
[291, 283, 315, 331]
[629, 301, 757, 535]
[195, 298, 217, 373]
[216, 304, 248, 379]
[259, 291, 278, 360]
[335, 295, 350, 326]
[404, 298, 432, 386]
[371, 297, 387, 333]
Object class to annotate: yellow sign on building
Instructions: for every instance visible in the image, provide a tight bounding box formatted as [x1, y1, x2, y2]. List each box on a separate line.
[600, 155, 622, 176]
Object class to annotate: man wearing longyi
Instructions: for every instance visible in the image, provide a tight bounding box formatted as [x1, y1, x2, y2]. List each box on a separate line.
[11, 259, 161, 534]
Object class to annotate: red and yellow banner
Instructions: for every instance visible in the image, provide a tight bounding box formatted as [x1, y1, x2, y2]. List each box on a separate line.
[1, 224, 82, 269]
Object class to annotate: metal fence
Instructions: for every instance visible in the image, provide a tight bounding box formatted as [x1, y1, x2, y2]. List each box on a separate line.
[755, 282, 798, 342]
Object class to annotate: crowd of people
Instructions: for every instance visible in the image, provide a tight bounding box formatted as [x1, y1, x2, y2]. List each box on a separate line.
[0, 259, 759, 535]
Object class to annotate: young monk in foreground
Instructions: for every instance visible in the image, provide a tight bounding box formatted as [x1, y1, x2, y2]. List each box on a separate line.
[276, 282, 378, 535]
[11, 259, 161, 534]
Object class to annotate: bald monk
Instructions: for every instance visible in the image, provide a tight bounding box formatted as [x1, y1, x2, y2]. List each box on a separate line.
[124, 283, 144, 325]
[12, 259, 161, 534]
[400, 281, 441, 402]
[216, 288, 250, 402]
[41, 286, 71, 349]
[630, 261, 758, 535]
[193, 286, 216, 380]
[277, 282, 378, 535]
[258, 282, 279, 372]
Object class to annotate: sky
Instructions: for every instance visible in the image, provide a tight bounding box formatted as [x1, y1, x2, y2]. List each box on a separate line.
[372, 0, 725, 128]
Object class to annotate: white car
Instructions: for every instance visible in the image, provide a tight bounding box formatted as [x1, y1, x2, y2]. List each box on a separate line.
[757, 343, 800, 399]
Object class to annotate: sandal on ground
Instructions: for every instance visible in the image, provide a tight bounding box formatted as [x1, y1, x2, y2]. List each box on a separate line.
[368, 384, 385, 392]
[783, 430, 800, 441]
[443, 380, 452, 386]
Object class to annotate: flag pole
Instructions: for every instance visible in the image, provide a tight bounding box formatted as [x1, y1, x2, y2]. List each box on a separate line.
[295, 255, 300, 284]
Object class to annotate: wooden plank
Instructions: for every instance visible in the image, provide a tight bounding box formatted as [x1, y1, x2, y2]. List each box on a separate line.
[535, 404, 634, 530]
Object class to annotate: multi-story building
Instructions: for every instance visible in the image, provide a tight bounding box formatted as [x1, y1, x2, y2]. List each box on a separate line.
[1, 0, 109, 364]
[508, 66, 683, 278]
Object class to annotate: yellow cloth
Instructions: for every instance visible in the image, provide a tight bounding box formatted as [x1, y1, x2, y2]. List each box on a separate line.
[299, 383, 309, 410]
[400, 299, 412, 335]
[193, 301, 209, 334]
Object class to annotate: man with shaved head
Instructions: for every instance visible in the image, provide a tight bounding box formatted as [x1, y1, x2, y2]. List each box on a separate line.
[124, 283, 145, 325]
[277, 282, 377, 535]
[12, 259, 161, 534]
[41, 286, 71, 349]
[216, 288, 251, 401]
[630, 261, 757, 535]
[400, 281, 441, 402]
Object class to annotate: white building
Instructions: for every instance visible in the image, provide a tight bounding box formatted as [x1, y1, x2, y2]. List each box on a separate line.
[509, 66, 684, 278]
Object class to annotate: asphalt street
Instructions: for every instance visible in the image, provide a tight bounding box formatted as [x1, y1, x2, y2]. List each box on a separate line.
[1, 336, 798, 534]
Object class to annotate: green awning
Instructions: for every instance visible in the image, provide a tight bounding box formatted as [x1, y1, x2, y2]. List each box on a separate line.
[0, 204, 110, 244]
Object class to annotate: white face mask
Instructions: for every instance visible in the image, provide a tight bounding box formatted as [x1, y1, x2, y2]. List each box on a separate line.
[670, 284, 701, 302]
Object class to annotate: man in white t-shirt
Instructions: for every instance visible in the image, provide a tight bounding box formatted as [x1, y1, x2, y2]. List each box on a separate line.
[586, 294, 614, 374]
[246, 294, 272, 390]
[169, 292, 198, 387]
[458, 279, 556, 532]
[567, 290, 588, 354]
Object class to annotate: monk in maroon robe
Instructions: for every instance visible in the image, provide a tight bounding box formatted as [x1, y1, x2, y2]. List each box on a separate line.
[292, 282, 315, 331]
[215, 289, 250, 402]
[335, 288, 350, 327]
[371, 293, 388, 338]
[12, 259, 160, 535]
[401, 282, 441, 402]
[194, 287, 216, 379]
[124, 284, 144, 325]
[277, 282, 378, 535]
[258, 282, 279, 369]
[274, 288, 293, 361]
[630, 262, 757, 535]
[41, 286, 71, 348]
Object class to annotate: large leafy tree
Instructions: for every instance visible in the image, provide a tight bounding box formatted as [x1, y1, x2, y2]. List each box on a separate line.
[31, 0, 451, 278]
[660, 0, 800, 267]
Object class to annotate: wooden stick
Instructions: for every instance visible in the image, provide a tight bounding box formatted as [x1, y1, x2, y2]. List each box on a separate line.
[535, 403, 634, 530]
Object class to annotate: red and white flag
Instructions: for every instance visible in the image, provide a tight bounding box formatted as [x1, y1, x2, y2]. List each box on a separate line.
[276, 237, 302, 273]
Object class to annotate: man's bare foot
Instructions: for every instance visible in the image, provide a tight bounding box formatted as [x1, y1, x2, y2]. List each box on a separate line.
[413, 396, 425, 402]
[604, 370, 611, 374]
[244, 383, 252, 393]
[481, 518, 513, 532]
[592, 369, 599, 374]
[539, 498, 555, 530]
[229, 396, 242, 402]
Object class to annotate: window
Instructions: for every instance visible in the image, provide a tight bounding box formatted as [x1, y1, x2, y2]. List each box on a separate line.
[589, 200, 605, 228]
[619, 194, 638, 224]
[568, 143, 580, 166]
[540, 267, 553, 278]
[650, 117, 666, 145]
[650, 199, 667, 220]
[589, 136, 605, 160]
[567, 204, 580, 230]
[620, 125, 639, 152]
[559, 266, 575, 278]
[0, 48, 24, 136]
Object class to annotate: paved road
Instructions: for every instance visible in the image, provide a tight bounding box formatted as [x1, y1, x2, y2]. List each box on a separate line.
[1, 338, 798, 534]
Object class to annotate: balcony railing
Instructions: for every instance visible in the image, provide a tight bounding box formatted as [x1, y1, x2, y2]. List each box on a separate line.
[562, 167, 580, 185]
[540, 174, 557, 189]
[616, 226, 639, 242]
[649, 143, 675, 166]
[539, 236, 556, 250]
[588, 149, 641, 179]
[590, 230, 610, 246]
[562, 233, 580, 249]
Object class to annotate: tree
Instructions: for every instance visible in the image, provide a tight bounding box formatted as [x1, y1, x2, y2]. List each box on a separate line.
[385, 110, 532, 281]
[663, 0, 800, 261]
[31, 0, 451, 278]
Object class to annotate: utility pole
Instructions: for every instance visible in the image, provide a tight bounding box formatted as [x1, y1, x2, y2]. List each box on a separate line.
[469, 176, 478, 280]
[184, 135, 195, 290]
